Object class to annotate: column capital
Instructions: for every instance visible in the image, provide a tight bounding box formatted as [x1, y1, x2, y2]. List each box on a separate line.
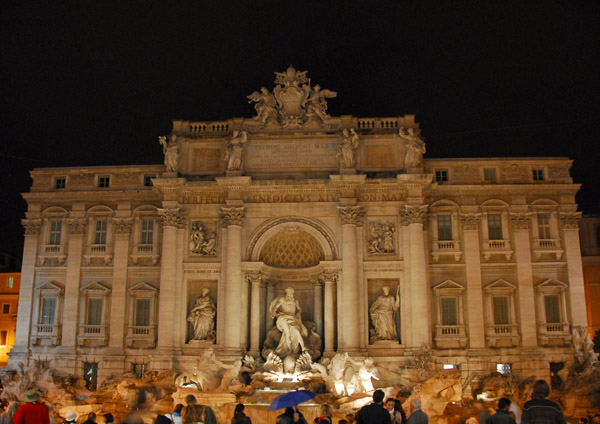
[559, 212, 581, 229]
[246, 272, 262, 285]
[400, 204, 428, 225]
[112, 218, 134, 234]
[66, 218, 87, 234]
[337, 206, 364, 226]
[158, 208, 184, 227]
[21, 219, 41, 235]
[510, 212, 532, 230]
[459, 213, 482, 230]
[319, 272, 338, 285]
[220, 206, 245, 227]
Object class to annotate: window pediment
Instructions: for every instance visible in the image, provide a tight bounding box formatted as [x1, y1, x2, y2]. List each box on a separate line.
[484, 279, 516, 293]
[536, 278, 568, 293]
[80, 281, 111, 295]
[433, 280, 464, 293]
[36, 281, 64, 295]
[128, 282, 158, 295]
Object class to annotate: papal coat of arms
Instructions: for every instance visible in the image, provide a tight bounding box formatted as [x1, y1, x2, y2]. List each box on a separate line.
[247, 65, 337, 127]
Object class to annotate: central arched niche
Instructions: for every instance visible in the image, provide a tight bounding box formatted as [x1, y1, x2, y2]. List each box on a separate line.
[259, 226, 324, 268]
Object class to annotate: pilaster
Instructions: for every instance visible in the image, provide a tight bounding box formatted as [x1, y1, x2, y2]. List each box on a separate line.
[559, 212, 587, 327]
[248, 273, 262, 356]
[61, 218, 86, 350]
[320, 272, 337, 355]
[108, 218, 132, 350]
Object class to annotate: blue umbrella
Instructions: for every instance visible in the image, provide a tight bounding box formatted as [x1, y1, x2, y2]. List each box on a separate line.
[268, 390, 318, 410]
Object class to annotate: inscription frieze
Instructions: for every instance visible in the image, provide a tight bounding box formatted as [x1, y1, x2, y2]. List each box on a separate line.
[244, 141, 339, 170]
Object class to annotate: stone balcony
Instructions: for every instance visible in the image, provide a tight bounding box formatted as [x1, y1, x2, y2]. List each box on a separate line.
[431, 240, 462, 262]
[30, 324, 61, 346]
[433, 325, 468, 348]
[485, 324, 520, 347]
[130, 244, 160, 265]
[38, 244, 67, 266]
[83, 244, 113, 265]
[126, 325, 157, 348]
[482, 239, 513, 260]
[532, 238, 563, 260]
[537, 322, 571, 346]
[77, 324, 109, 347]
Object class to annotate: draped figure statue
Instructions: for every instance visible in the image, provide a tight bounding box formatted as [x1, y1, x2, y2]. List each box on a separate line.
[268, 287, 308, 357]
[369, 285, 400, 342]
[188, 287, 216, 341]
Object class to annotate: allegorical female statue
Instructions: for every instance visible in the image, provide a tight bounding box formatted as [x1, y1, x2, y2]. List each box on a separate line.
[159, 135, 181, 172]
[187, 287, 216, 341]
[369, 285, 400, 342]
[337, 128, 360, 169]
[398, 127, 426, 168]
[224, 130, 248, 172]
[268, 287, 308, 357]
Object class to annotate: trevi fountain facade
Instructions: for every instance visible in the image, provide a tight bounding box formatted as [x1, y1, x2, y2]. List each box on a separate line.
[4, 67, 597, 421]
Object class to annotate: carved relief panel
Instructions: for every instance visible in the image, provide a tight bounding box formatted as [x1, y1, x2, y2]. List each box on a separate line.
[188, 220, 218, 257]
[366, 219, 397, 256]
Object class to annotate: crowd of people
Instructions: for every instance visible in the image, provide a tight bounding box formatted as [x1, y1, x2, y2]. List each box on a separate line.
[0, 380, 596, 424]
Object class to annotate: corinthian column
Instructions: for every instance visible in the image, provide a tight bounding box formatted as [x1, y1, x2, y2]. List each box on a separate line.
[248, 273, 262, 356]
[12, 219, 41, 360]
[560, 212, 587, 329]
[321, 272, 337, 355]
[157, 208, 182, 350]
[220, 206, 245, 352]
[108, 218, 133, 349]
[401, 205, 430, 347]
[337, 206, 364, 352]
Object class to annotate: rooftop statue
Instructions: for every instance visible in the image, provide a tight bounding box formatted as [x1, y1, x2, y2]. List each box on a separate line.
[159, 135, 181, 172]
[398, 127, 426, 168]
[224, 130, 248, 173]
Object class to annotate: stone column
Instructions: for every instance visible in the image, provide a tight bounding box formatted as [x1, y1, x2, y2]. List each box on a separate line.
[401, 205, 431, 347]
[12, 219, 41, 360]
[560, 212, 588, 328]
[108, 218, 133, 349]
[459, 213, 486, 348]
[337, 206, 364, 351]
[321, 273, 337, 355]
[510, 212, 538, 347]
[313, 279, 324, 336]
[265, 281, 275, 335]
[248, 273, 262, 356]
[401, 224, 412, 346]
[220, 206, 245, 352]
[156, 208, 181, 350]
[61, 218, 87, 349]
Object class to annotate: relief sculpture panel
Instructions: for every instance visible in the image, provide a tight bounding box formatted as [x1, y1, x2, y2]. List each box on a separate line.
[189, 221, 218, 256]
[367, 220, 396, 255]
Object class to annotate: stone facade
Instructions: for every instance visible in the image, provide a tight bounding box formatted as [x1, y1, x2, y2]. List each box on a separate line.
[10, 68, 587, 387]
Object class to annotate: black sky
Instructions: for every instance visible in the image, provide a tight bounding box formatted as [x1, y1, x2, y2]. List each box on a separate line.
[1, 1, 599, 257]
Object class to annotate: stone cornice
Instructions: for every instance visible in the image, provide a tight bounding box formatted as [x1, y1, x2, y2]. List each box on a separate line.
[459, 213, 482, 230]
[21, 219, 42, 235]
[337, 206, 365, 226]
[220, 207, 245, 227]
[559, 212, 582, 229]
[400, 205, 428, 225]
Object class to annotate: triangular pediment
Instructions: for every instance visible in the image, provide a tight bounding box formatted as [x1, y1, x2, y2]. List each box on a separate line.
[128, 282, 158, 293]
[35, 280, 64, 293]
[80, 281, 111, 293]
[484, 279, 516, 292]
[536, 278, 568, 289]
[433, 280, 464, 292]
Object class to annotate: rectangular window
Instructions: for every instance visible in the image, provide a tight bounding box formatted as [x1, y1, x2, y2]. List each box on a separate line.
[441, 297, 458, 326]
[40, 298, 56, 324]
[94, 220, 108, 245]
[484, 168, 497, 182]
[497, 363, 512, 375]
[435, 169, 449, 182]
[83, 362, 98, 390]
[48, 220, 62, 245]
[488, 214, 503, 240]
[135, 299, 151, 327]
[538, 213, 551, 239]
[97, 176, 110, 188]
[87, 298, 103, 325]
[7, 277, 14, 289]
[54, 177, 66, 189]
[140, 219, 154, 245]
[143, 175, 155, 187]
[437, 214, 453, 241]
[0, 331, 7, 345]
[492, 296, 509, 325]
[132, 363, 147, 378]
[2, 304, 9, 314]
[533, 168, 545, 181]
[544, 295, 561, 323]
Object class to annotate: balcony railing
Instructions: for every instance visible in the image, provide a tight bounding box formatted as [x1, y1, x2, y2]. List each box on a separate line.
[126, 325, 157, 348]
[84, 244, 113, 265]
[485, 324, 520, 347]
[38, 244, 67, 265]
[30, 324, 62, 345]
[434, 324, 468, 348]
[482, 239, 513, 260]
[135, 244, 154, 253]
[33, 324, 60, 336]
[431, 239, 462, 262]
[131, 244, 160, 265]
[537, 322, 571, 346]
[532, 239, 563, 260]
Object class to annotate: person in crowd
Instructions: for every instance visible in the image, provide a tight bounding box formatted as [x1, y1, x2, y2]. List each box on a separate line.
[591, 415, 600, 424]
[406, 398, 428, 424]
[522, 380, 566, 424]
[155, 415, 173, 424]
[1, 402, 21, 424]
[103, 413, 115, 424]
[277, 407, 295, 424]
[509, 401, 522, 424]
[487, 398, 516, 424]
[232, 403, 252, 424]
[356, 389, 391, 424]
[394, 399, 407, 424]
[82, 412, 97, 424]
[12, 390, 50, 424]
[292, 407, 308, 424]
[64, 411, 77, 424]
[314, 405, 332, 424]
[182, 395, 206, 424]
[166, 404, 184, 424]
[475, 401, 491, 424]
[123, 412, 145, 424]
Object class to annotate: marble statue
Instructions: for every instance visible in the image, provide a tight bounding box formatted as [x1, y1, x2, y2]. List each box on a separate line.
[354, 358, 379, 393]
[224, 131, 248, 172]
[368, 221, 396, 254]
[337, 128, 360, 169]
[398, 127, 426, 168]
[189, 222, 217, 256]
[369, 285, 400, 342]
[187, 288, 216, 341]
[159, 135, 181, 172]
[305, 84, 337, 121]
[268, 287, 308, 357]
[247, 87, 278, 126]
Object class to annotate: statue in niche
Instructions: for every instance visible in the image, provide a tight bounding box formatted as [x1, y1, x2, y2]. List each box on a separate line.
[187, 288, 216, 341]
[159, 135, 181, 172]
[268, 287, 308, 357]
[224, 130, 248, 172]
[368, 221, 396, 254]
[189, 222, 217, 256]
[369, 285, 400, 342]
[337, 128, 360, 169]
[305, 84, 337, 121]
[398, 127, 426, 168]
[247, 87, 278, 126]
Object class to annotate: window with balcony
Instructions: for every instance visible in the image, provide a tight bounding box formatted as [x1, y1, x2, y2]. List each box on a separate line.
[536, 279, 570, 346]
[85, 213, 113, 265]
[126, 282, 158, 348]
[86, 298, 103, 326]
[531, 205, 562, 260]
[483, 279, 519, 347]
[493, 297, 509, 325]
[78, 282, 111, 347]
[40, 298, 56, 324]
[433, 280, 467, 348]
[48, 220, 62, 245]
[537, 213, 551, 239]
[131, 212, 160, 265]
[430, 201, 462, 262]
[31, 281, 64, 346]
[39, 211, 68, 266]
[94, 220, 108, 245]
[140, 219, 154, 245]
[437, 214, 453, 241]
[488, 214, 503, 240]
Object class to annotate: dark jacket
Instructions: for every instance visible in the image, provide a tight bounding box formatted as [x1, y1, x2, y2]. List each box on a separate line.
[487, 410, 516, 424]
[231, 411, 252, 424]
[407, 409, 428, 424]
[522, 399, 566, 424]
[356, 402, 392, 424]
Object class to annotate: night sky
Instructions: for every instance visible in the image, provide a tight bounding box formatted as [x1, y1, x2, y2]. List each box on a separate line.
[1, 2, 599, 257]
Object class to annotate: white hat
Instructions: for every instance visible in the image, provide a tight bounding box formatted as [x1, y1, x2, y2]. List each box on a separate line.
[66, 411, 77, 421]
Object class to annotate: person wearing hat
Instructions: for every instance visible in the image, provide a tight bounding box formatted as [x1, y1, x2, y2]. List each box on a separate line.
[12, 390, 50, 424]
[65, 411, 78, 424]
